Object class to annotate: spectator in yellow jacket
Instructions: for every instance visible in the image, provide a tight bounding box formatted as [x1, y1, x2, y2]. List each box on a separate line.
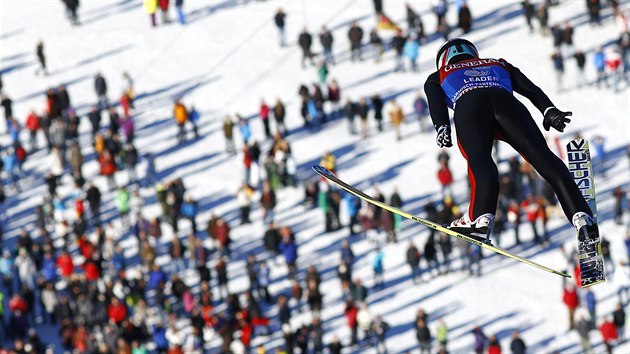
[173, 99, 188, 143]
[389, 99, 405, 141]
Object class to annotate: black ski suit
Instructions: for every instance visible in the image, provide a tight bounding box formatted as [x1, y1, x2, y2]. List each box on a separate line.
[424, 57, 591, 222]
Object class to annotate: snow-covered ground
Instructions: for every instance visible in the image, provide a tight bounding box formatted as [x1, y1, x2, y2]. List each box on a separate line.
[1, 0, 629, 352]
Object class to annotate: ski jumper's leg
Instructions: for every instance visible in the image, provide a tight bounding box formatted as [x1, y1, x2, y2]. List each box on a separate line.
[453, 90, 499, 220]
[491, 91, 592, 221]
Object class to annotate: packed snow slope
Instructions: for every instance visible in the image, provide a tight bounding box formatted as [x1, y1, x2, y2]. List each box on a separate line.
[1, 0, 629, 353]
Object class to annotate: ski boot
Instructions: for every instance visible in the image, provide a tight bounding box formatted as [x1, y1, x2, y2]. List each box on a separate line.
[448, 213, 495, 245]
[572, 212, 605, 287]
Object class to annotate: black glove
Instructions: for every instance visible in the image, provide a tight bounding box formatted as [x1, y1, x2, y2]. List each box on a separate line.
[543, 107, 572, 132]
[436, 125, 452, 148]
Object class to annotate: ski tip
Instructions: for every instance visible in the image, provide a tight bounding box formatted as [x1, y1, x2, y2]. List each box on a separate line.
[312, 165, 332, 177]
[557, 271, 572, 279]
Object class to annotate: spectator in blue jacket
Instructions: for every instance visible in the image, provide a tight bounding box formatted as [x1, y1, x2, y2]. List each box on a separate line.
[2, 149, 19, 191]
[373, 247, 385, 288]
[175, 0, 186, 24]
[148, 263, 167, 290]
[180, 196, 198, 235]
[414, 91, 429, 132]
[278, 230, 298, 280]
[403, 35, 420, 72]
[188, 105, 200, 139]
[41, 252, 57, 283]
[344, 193, 360, 235]
[594, 47, 607, 88]
[340, 239, 355, 268]
[111, 246, 127, 275]
[551, 49, 565, 93]
[258, 261, 272, 303]
[153, 323, 169, 352]
[238, 115, 252, 144]
[585, 288, 597, 324]
[0, 250, 14, 296]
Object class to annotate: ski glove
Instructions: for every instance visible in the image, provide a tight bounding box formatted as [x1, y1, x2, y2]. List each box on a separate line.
[436, 125, 453, 148]
[543, 107, 572, 132]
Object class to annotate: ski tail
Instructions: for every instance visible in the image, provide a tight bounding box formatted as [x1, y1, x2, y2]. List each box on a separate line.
[566, 139, 605, 287]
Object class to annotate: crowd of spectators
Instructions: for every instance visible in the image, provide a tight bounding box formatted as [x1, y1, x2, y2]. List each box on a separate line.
[0, 0, 628, 353]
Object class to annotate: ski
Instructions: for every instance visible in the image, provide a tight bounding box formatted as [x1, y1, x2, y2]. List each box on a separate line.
[312, 165, 571, 278]
[566, 139, 605, 287]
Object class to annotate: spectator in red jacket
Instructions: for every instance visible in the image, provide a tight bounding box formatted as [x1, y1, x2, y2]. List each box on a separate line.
[213, 217, 231, 258]
[563, 283, 580, 330]
[56, 250, 74, 278]
[520, 194, 541, 243]
[600, 315, 618, 354]
[437, 158, 453, 198]
[8, 293, 28, 314]
[25, 110, 41, 150]
[344, 301, 359, 346]
[83, 255, 100, 281]
[260, 99, 271, 139]
[158, 0, 171, 24]
[487, 334, 502, 354]
[117, 93, 130, 119]
[98, 150, 117, 190]
[107, 297, 127, 324]
[237, 312, 253, 352]
[242, 145, 252, 184]
[605, 47, 623, 92]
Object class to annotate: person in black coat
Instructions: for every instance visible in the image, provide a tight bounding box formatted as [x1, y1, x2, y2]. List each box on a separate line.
[348, 21, 364, 62]
[406, 242, 422, 283]
[551, 50, 564, 92]
[373, 0, 383, 16]
[371, 315, 390, 353]
[369, 28, 384, 62]
[573, 49, 586, 87]
[328, 335, 343, 354]
[298, 84, 311, 126]
[88, 104, 101, 138]
[551, 24, 562, 49]
[416, 318, 432, 354]
[521, 0, 535, 32]
[356, 97, 369, 138]
[319, 25, 334, 64]
[458, 3, 472, 33]
[85, 182, 101, 225]
[371, 94, 384, 131]
[561, 21, 574, 51]
[424, 234, 438, 278]
[406, 3, 420, 31]
[612, 302, 626, 341]
[344, 98, 356, 135]
[57, 84, 71, 114]
[274, 8, 286, 47]
[94, 72, 108, 110]
[263, 222, 281, 260]
[587, 0, 601, 26]
[510, 330, 527, 354]
[298, 28, 315, 68]
[36, 41, 47, 75]
[0, 94, 12, 121]
[63, 0, 80, 25]
[392, 30, 406, 72]
[537, 3, 549, 35]
[277, 295, 291, 325]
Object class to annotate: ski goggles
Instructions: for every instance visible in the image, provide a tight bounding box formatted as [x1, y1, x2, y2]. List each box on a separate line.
[437, 43, 479, 69]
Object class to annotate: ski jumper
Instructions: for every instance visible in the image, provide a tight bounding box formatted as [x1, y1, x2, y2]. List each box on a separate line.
[424, 57, 592, 222]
